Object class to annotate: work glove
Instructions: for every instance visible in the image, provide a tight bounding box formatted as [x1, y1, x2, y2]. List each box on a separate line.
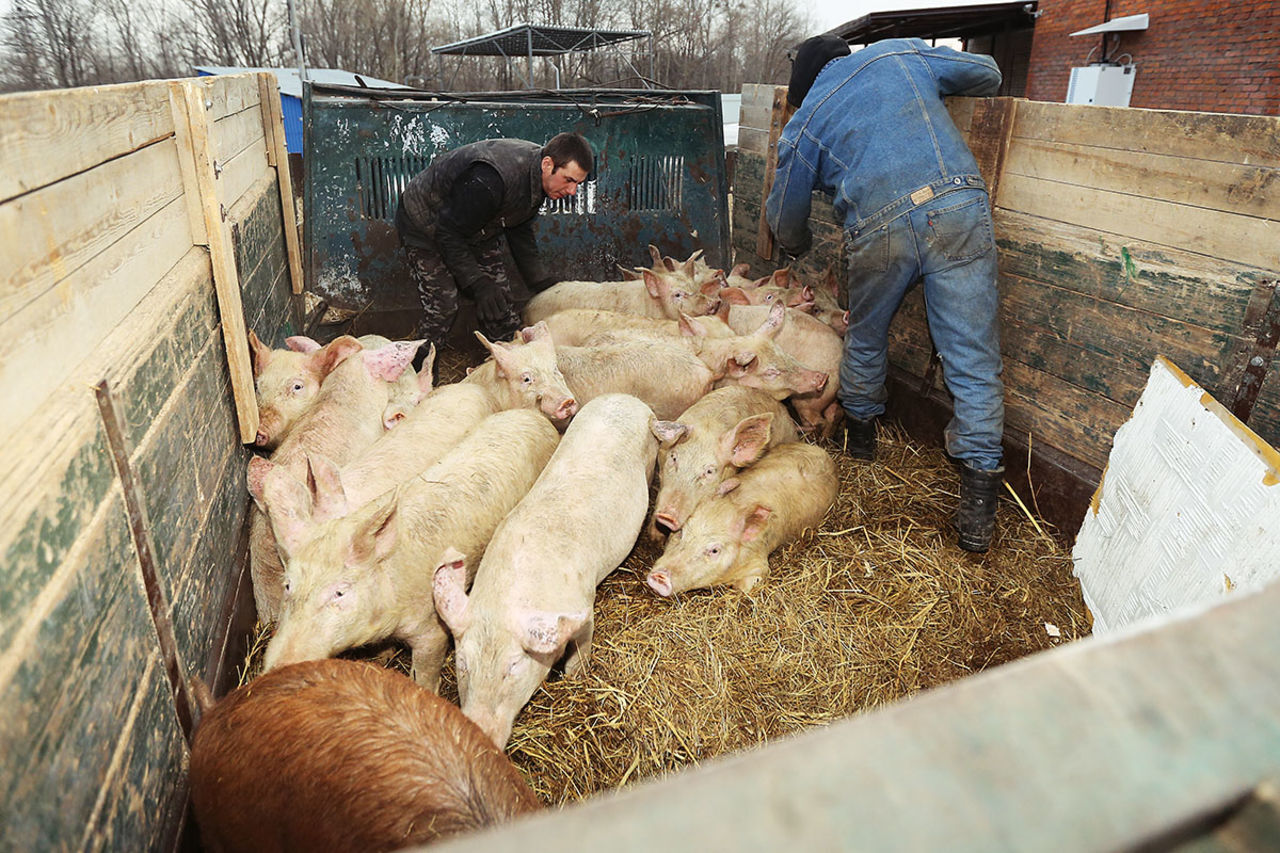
[473, 280, 510, 327]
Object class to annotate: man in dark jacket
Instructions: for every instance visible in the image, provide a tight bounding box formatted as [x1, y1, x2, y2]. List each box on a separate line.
[767, 35, 1005, 552]
[395, 132, 593, 348]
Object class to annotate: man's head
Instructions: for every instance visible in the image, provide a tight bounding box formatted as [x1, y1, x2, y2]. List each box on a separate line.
[540, 132, 593, 200]
[787, 34, 852, 108]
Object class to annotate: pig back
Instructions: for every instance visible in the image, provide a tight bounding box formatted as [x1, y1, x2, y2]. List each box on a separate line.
[555, 342, 713, 421]
[523, 280, 661, 324]
[478, 394, 659, 595]
[730, 442, 839, 548]
[190, 659, 540, 853]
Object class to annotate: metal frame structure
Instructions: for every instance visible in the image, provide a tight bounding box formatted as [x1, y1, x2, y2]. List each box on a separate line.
[431, 23, 654, 90]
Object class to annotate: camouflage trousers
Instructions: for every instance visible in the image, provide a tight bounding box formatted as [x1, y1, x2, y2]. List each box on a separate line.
[403, 239, 525, 349]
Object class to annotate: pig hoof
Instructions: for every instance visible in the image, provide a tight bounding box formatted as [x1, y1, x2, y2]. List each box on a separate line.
[646, 572, 673, 597]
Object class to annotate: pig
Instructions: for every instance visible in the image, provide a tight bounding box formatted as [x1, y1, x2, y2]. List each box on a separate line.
[248, 331, 361, 450]
[523, 268, 721, 324]
[649, 385, 800, 538]
[189, 659, 540, 853]
[808, 266, 851, 336]
[727, 304, 844, 437]
[249, 338, 422, 622]
[283, 334, 435, 430]
[260, 409, 560, 690]
[646, 442, 838, 597]
[721, 267, 816, 312]
[554, 339, 715, 421]
[433, 393, 659, 748]
[540, 308, 734, 347]
[462, 321, 578, 424]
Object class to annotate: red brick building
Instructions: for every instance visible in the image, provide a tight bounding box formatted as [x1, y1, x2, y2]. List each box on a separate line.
[1026, 0, 1279, 115]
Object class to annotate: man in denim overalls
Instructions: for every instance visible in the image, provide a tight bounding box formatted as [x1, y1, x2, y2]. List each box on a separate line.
[767, 35, 1005, 552]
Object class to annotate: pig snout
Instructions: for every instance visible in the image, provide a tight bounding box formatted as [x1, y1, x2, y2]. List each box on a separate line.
[254, 430, 271, 447]
[465, 705, 514, 750]
[646, 570, 674, 597]
[542, 394, 578, 423]
[653, 511, 682, 536]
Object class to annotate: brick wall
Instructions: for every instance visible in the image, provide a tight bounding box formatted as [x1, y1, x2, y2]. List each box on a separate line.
[1026, 0, 1280, 115]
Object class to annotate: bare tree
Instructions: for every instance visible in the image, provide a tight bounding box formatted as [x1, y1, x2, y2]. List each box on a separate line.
[1, 0, 103, 91]
[300, 0, 437, 85]
[190, 0, 287, 67]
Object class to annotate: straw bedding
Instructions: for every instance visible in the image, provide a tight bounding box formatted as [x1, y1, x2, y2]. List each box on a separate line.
[240, 340, 1089, 807]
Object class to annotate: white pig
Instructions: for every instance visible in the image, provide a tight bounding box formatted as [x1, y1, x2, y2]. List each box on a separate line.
[249, 338, 421, 622]
[433, 394, 659, 748]
[649, 385, 800, 537]
[283, 334, 435, 430]
[462, 322, 578, 425]
[554, 340, 715, 421]
[523, 269, 721, 324]
[540, 308, 734, 347]
[260, 409, 560, 690]
[646, 442, 838, 597]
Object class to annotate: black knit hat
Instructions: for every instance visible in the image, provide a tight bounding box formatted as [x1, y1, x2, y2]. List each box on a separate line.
[787, 34, 852, 107]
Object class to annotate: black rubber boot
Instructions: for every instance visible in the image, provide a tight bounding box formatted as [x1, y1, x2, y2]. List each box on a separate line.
[844, 416, 877, 461]
[955, 464, 1004, 553]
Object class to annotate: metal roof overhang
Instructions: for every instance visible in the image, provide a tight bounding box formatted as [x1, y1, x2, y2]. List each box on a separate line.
[829, 1, 1038, 44]
[1070, 13, 1148, 37]
[431, 23, 650, 57]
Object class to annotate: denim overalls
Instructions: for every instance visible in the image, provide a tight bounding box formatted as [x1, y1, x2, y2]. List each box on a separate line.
[766, 38, 1005, 470]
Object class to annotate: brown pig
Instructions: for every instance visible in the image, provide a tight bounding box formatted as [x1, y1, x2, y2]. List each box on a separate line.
[523, 268, 721, 324]
[433, 394, 659, 748]
[462, 321, 578, 424]
[649, 385, 800, 538]
[248, 338, 421, 622]
[260, 409, 559, 690]
[189, 659, 540, 853]
[646, 442, 837, 597]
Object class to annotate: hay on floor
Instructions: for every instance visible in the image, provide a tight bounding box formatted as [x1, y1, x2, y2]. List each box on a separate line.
[239, 341, 1089, 807]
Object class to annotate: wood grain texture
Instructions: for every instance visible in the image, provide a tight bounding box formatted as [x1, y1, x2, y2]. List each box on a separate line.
[258, 73, 305, 295]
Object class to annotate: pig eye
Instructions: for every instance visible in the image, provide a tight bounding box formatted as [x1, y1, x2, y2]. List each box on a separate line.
[707, 544, 721, 557]
[521, 372, 533, 385]
[290, 380, 305, 394]
[763, 293, 776, 302]
[673, 291, 686, 301]
[333, 588, 345, 598]
[506, 658, 521, 676]
[702, 465, 715, 478]
[283, 578, 292, 595]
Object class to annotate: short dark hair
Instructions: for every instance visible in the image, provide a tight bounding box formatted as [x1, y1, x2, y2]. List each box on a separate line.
[542, 132, 594, 175]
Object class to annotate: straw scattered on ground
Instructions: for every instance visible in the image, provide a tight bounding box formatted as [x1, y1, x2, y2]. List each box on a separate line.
[240, 340, 1089, 807]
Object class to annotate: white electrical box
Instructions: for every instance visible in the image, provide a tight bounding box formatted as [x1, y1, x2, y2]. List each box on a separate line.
[1066, 63, 1136, 107]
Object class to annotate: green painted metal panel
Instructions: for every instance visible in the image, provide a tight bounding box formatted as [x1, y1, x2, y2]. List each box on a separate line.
[303, 86, 730, 320]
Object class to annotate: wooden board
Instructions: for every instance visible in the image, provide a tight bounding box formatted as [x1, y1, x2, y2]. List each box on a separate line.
[257, 73, 305, 296]
[996, 172, 1278, 272]
[1001, 359, 1131, 470]
[216, 128, 271, 211]
[0, 81, 175, 203]
[756, 87, 795, 259]
[211, 104, 267, 166]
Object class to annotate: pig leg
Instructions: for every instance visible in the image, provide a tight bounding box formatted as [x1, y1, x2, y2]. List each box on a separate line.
[562, 618, 595, 677]
[408, 629, 449, 693]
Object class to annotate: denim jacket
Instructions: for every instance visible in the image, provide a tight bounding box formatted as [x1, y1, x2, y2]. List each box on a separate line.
[766, 38, 1001, 254]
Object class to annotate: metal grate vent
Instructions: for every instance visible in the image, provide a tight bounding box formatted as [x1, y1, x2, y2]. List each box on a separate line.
[355, 156, 430, 220]
[541, 180, 598, 215]
[627, 155, 683, 211]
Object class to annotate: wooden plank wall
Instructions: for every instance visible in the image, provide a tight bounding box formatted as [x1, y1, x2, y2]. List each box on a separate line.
[0, 73, 299, 850]
[734, 86, 1280, 476]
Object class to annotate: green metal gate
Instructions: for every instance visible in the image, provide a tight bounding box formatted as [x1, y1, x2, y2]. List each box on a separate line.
[302, 85, 730, 326]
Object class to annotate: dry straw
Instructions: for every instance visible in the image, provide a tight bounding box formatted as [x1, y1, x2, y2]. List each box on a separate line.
[242, 341, 1088, 807]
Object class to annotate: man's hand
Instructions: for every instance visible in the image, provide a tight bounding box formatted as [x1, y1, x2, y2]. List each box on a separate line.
[473, 280, 510, 326]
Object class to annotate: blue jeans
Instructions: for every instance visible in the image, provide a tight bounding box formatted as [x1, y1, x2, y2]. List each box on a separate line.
[837, 188, 1004, 470]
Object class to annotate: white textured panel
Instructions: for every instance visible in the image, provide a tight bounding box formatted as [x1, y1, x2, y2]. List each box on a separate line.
[1072, 357, 1280, 634]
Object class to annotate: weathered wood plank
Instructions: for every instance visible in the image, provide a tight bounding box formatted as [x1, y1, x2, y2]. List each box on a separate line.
[756, 87, 795, 259]
[996, 172, 1278, 272]
[0, 200, 194, 481]
[192, 73, 262, 123]
[999, 273, 1246, 403]
[81, 655, 188, 852]
[212, 104, 266, 166]
[945, 96, 977, 137]
[1247, 353, 1280, 448]
[736, 127, 769, 158]
[965, 97, 1017, 204]
[994, 211, 1264, 336]
[738, 84, 777, 139]
[0, 496, 156, 851]
[217, 131, 271, 212]
[1012, 99, 1280, 167]
[258, 73, 305, 295]
[0, 138, 186, 321]
[1001, 359, 1131, 470]
[0, 80, 175, 203]
[170, 80, 258, 444]
[1003, 137, 1279, 221]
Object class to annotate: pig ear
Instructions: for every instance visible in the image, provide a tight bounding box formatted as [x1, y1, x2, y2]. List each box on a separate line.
[520, 609, 589, 656]
[618, 264, 643, 281]
[717, 477, 741, 496]
[756, 302, 786, 338]
[285, 335, 322, 354]
[677, 313, 709, 338]
[642, 269, 665, 299]
[715, 298, 732, 323]
[772, 267, 792, 287]
[648, 244, 663, 268]
[720, 413, 774, 467]
[476, 333, 512, 378]
[304, 451, 347, 521]
[729, 350, 758, 372]
[523, 320, 552, 343]
[258, 463, 316, 556]
[313, 335, 363, 379]
[363, 339, 421, 382]
[348, 488, 399, 565]
[800, 284, 815, 303]
[741, 504, 773, 542]
[248, 330, 272, 378]
[651, 419, 690, 446]
[719, 286, 751, 306]
[730, 263, 750, 278]
[432, 547, 472, 636]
